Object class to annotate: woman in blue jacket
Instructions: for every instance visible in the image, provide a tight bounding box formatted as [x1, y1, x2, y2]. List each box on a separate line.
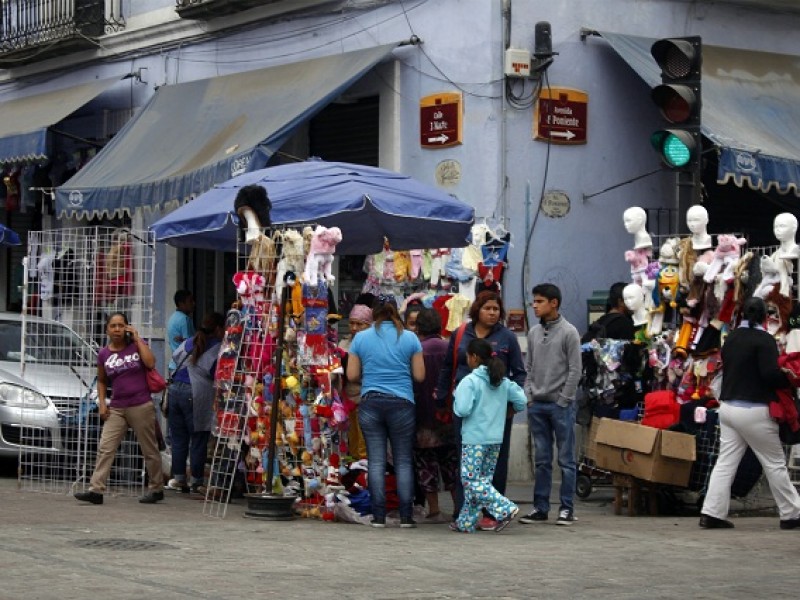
[435, 290, 526, 527]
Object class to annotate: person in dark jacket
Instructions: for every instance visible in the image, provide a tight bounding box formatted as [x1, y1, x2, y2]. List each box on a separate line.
[581, 282, 635, 343]
[435, 290, 526, 529]
[699, 297, 800, 530]
[413, 308, 458, 524]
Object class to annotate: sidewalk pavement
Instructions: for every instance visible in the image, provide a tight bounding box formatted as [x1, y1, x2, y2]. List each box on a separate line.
[1, 476, 797, 600]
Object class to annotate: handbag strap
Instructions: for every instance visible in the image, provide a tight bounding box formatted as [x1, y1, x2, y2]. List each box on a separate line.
[168, 350, 191, 383]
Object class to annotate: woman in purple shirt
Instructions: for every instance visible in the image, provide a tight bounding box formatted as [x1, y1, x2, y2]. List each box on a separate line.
[74, 312, 165, 505]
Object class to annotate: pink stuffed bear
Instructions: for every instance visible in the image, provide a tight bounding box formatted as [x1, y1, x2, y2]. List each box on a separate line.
[303, 225, 342, 286]
[703, 234, 747, 284]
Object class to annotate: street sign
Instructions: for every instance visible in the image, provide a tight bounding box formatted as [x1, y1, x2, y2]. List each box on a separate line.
[534, 87, 588, 145]
[420, 92, 463, 148]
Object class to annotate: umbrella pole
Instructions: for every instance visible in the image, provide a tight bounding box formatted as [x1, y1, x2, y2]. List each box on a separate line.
[265, 285, 289, 495]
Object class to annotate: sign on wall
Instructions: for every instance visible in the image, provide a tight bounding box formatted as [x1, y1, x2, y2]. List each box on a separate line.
[534, 87, 588, 145]
[420, 92, 463, 148]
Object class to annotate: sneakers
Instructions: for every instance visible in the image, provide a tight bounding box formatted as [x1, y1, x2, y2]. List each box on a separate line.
[449, 522, 468, 533]
[519, 509, 548, 524]
[74, 491, 103, 505]
[165, 478, 186, 491]
[190, 483, 206, 495]
[556, 509, 577, 526]
[477, 516, 498, 531]
[699, 514, 734, 529]
[370, 517, 386, 528]
[400, 517, 417, 529]
[139, 490, 165, 504]
[495, 507, 519, 533]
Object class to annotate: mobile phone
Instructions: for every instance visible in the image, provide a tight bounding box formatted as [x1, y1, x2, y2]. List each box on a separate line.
[124, 332, 133, 345]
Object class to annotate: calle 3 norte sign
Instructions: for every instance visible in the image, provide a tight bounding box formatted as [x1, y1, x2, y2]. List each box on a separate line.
[534, 87, 588, 145]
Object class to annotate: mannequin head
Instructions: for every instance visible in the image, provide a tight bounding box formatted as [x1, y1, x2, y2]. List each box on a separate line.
[774, 213, 798, 243]
[686, 205, 709, 235]
[686, 205, 712, 250]
[623, 207, 647, 234]
[623, 284, 645, 312]
[623, 283, 648, 326]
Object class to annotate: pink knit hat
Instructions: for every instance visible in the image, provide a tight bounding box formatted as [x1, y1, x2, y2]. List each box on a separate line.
[349, 304, 373, 324]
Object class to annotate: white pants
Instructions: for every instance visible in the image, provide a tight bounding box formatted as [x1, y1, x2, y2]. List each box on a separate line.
[702, 402, 800, 521]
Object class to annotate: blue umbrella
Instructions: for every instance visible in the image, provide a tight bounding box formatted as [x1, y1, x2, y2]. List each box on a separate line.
[0, 223, 21, 246]
[150, 160, 474, 254]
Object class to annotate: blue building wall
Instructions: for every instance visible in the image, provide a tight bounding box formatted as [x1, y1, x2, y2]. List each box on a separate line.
[2, 0, 799, 330]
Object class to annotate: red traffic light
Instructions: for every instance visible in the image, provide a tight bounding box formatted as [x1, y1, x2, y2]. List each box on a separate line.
[651, 38, 701, 81]
[651, 84, 698, 124]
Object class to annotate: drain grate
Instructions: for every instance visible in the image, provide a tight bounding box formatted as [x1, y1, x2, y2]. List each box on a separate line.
[72, 539, 176, 551]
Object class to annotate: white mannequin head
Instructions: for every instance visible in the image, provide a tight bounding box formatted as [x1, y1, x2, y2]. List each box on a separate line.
[623, 283, 645, 312]
[773, 213, 800, 259]
[686, 205, 712, 250]
[686, 205, 708, 234]
[774, 213, 798, 243]
[623, 207, 647, 234]
[623, 207, 652, 249]
[623, 283, 649, 326]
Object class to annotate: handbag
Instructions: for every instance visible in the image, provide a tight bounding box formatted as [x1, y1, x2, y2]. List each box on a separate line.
[146, 367, 168, 394]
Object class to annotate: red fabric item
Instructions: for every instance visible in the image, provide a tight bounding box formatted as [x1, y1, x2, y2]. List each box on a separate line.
[431, 294, 452, 336]
[773, 352, 800, 433]
[641, 390, 680, 429]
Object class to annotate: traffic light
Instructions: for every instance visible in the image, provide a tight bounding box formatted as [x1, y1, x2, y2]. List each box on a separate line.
[649, 37, 702, 171]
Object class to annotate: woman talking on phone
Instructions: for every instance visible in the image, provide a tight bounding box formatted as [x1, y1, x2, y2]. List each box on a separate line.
[74, 312, 165, 505]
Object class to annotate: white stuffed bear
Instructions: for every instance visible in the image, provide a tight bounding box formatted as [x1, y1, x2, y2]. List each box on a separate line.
[276, 229, 306, 298]
[303, 226, 343, 286]
[754, 255, 782, 299]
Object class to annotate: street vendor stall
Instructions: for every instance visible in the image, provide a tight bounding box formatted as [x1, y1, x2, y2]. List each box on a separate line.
[150, 159, 478, 520]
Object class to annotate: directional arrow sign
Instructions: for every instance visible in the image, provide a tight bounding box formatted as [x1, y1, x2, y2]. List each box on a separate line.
[534, 87, 588, 145]
[420, 92, 462, 148]
[427, 134, 450, 144]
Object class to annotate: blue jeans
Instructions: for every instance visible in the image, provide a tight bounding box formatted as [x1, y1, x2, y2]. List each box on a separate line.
[358, 392, 416, 520]
[527, 401, 577, 514]
[167, 381, 205, 483]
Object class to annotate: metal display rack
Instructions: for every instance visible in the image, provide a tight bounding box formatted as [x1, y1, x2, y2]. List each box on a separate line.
[17, 227, 156, 497]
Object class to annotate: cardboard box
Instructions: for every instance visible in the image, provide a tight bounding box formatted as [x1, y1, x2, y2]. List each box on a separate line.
[584, 417, 601, 462]
[594, 418, 696, 487]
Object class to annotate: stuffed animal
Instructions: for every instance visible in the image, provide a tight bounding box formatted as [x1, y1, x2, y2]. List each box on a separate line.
[234, 184, 272, 244]
[303, 226, 342, 286]
[754, 255, 782, 299]
[624, 246, 651, 286]
[276, 229, 306, 299]
[703, 234, 747, 284]
[232, 270, 266, 309]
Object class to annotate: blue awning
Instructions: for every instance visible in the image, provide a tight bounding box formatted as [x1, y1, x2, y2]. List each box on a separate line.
[599, 31, 800, 197]
[56, 44, 397, 220]
[0, 77, 120, 164]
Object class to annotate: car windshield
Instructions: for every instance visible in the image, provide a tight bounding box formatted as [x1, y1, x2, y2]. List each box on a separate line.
[0, 319, 96, 365]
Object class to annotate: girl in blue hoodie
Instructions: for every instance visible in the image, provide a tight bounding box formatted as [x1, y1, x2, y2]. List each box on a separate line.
[451, 338, 527, 532]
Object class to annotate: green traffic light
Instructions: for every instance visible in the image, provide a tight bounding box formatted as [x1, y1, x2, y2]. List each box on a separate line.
[650, 130, 695, 169]
[662, 134, 691, 167]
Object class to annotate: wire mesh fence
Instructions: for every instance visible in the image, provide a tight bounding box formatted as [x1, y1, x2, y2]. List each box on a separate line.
[15, 227, 156, 497]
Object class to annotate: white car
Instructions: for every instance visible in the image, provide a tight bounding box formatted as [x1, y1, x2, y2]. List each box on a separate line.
[0, 313, 97, 458]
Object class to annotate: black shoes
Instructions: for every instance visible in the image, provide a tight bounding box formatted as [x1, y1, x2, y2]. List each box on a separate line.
[74, 491, 103, 505]
[139, 490, 165, 504]
[780, 517, 800, 530]
[699, 514, 734, 529]
[400, 517, 417, 529]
